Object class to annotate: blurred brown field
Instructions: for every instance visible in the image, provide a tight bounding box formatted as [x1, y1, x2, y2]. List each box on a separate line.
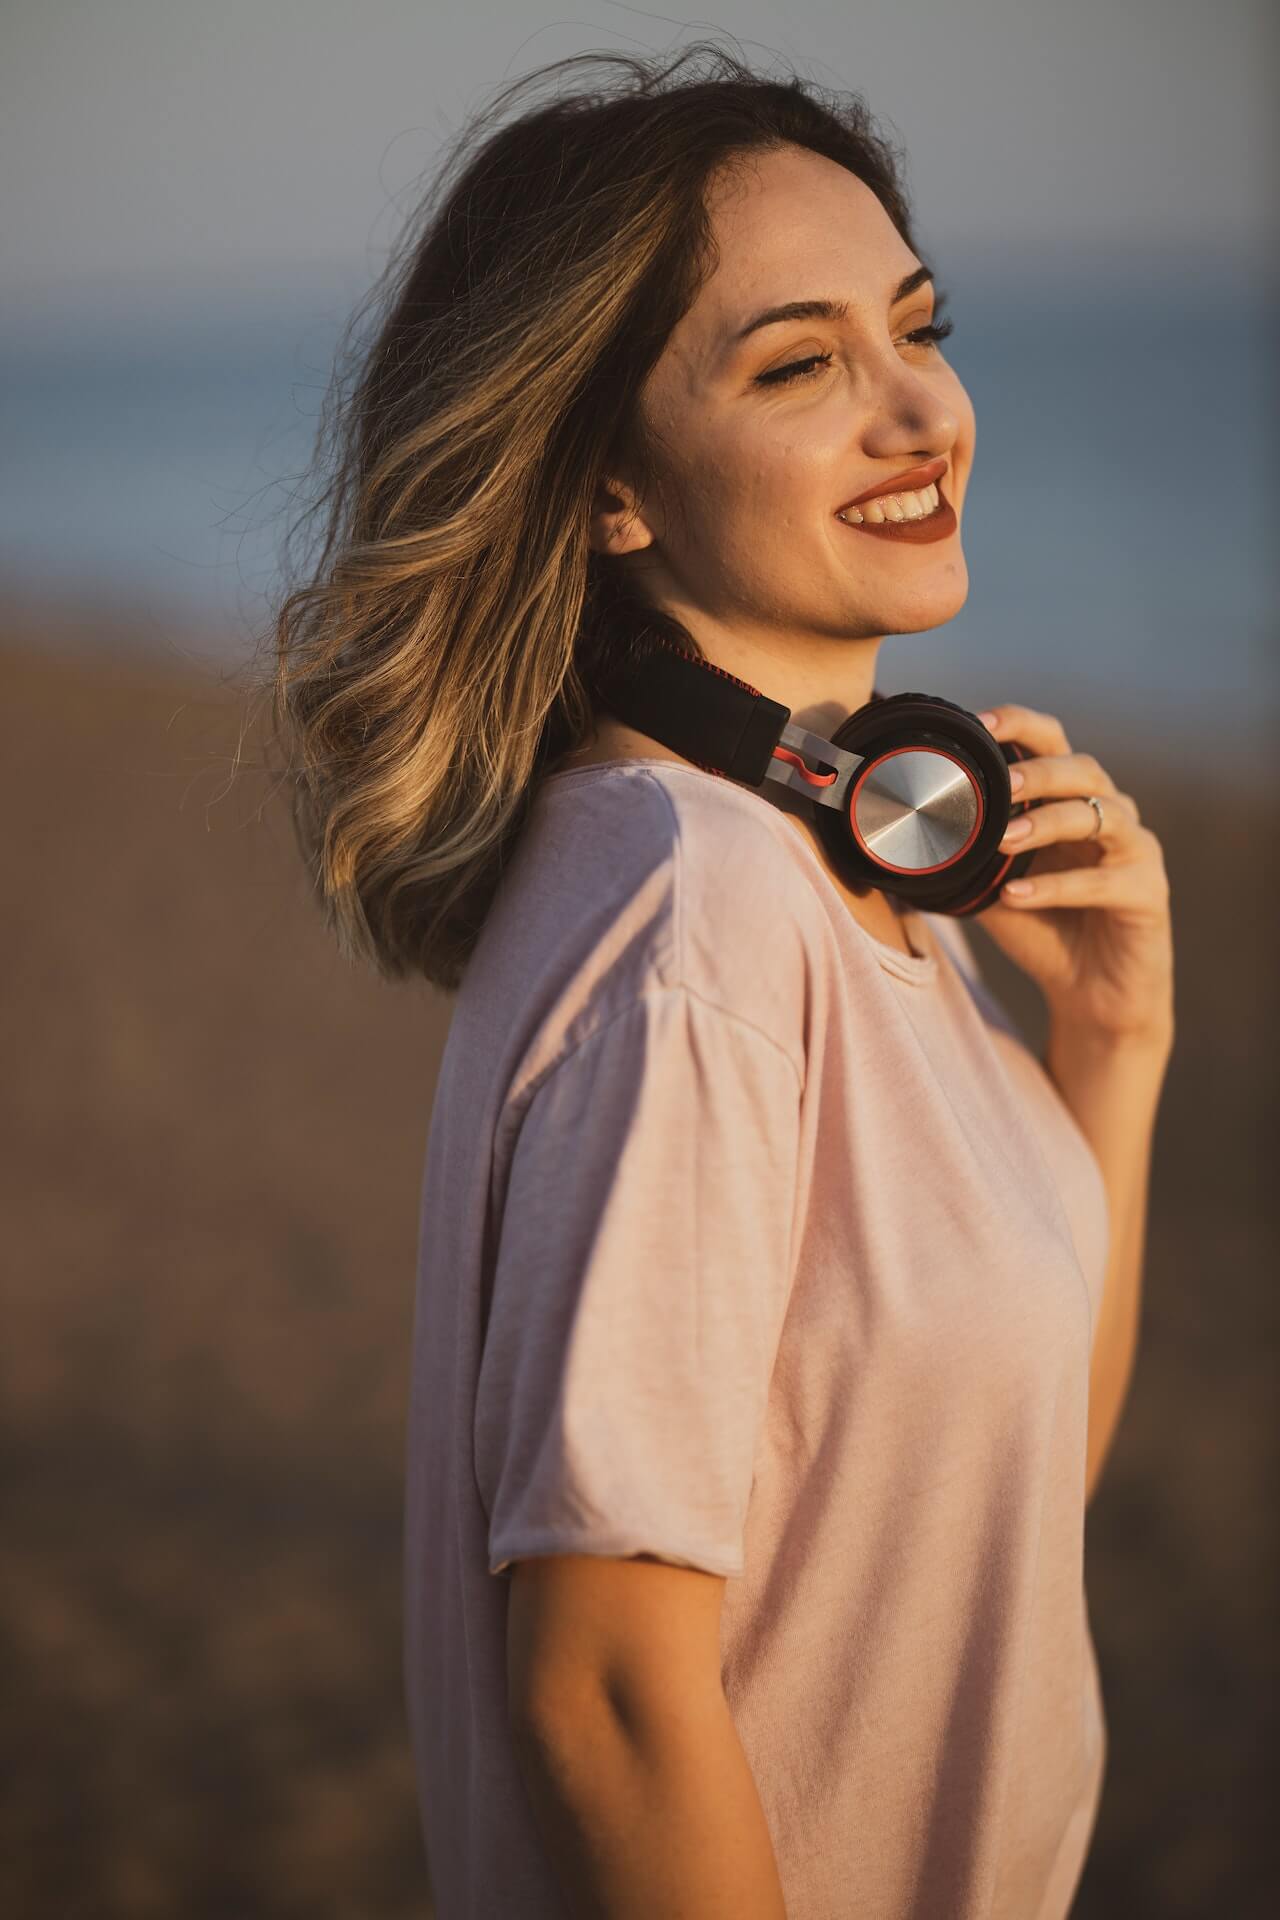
[1, 607, 1275, 1918]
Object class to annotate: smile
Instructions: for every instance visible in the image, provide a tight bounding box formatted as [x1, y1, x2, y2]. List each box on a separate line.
[838, 482, 940, 525]
[836, 483, 957, 545]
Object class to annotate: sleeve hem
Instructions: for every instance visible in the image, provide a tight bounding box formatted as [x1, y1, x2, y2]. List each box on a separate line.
[489, 1531, 744, 1580]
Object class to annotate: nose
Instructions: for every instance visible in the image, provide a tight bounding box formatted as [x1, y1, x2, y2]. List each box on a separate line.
[860, 351, 962, 467]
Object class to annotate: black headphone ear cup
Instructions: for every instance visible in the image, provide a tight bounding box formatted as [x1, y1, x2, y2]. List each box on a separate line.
[928, 734, 1038, 914]
[808, 692, 1029, 913]
[926, 840, 1035, 914]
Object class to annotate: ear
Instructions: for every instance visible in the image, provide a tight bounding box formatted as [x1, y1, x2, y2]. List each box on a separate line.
[587, 474, 657, 558]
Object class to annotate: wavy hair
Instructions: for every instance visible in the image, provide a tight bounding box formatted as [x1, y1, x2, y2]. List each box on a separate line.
[254, 38, 925, 992]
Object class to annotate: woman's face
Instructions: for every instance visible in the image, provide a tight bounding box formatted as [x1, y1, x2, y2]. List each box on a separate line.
[607, 143, 976, 661]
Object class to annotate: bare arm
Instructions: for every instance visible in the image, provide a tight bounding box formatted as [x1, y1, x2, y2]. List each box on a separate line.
[1042, 1017, 1173, 1504]
[961, 694, 1175, 1509]
[506, 1553, 788, 1919]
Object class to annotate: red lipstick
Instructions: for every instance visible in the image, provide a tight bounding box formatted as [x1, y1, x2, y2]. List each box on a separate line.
[834, 456, 956, 544]
[837, 456, 949, 513]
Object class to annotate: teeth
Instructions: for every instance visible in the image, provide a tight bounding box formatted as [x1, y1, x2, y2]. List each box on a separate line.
[840, 481, 940, 526]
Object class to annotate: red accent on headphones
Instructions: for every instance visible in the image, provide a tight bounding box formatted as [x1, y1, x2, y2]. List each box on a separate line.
[771, 744, 839, 788]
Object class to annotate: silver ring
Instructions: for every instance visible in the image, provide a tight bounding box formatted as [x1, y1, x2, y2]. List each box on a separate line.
[1085, 795, 1105, 839]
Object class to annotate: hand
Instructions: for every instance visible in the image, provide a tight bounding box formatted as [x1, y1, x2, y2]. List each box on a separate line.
[974, 703, 1175, 1044]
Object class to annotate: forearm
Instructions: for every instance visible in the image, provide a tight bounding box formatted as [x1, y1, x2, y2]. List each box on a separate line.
[1043, 1016, 1173, 1503]
[511, 1680, 788, 1919]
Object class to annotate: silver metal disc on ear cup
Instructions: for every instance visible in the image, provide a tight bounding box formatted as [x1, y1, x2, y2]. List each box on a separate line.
[849, 747, 983, 874]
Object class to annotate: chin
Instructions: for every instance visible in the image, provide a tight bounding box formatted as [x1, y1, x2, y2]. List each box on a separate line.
[854, 574, 970, 639]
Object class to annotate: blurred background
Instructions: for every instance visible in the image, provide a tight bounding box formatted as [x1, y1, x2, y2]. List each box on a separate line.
[3, 3, 1275, 1915]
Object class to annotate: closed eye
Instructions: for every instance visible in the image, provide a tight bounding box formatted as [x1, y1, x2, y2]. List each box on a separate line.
[754, 314, 955, 388]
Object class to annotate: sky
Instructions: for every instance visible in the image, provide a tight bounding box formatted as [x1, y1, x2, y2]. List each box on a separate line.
[2, 0, 1274, 340]
[0, 1, 1274, 759]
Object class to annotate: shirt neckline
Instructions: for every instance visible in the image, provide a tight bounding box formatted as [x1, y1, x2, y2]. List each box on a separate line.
[538, 756, 940, 984]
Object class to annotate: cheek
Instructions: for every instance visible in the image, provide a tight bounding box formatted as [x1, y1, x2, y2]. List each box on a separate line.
[655, 417, 823, 552]
[650, 436, 820, 600]
[648, 373, 835, 525]
[705, 416, 840, 538]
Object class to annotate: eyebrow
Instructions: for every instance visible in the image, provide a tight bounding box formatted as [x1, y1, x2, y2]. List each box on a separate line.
[730, 263, 935, 345]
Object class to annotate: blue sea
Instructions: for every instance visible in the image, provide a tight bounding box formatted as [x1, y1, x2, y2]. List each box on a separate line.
[1, 268, 1274, 768]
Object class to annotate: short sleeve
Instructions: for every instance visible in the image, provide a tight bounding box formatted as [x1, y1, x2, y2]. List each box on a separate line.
[474, 985, 803, 1580]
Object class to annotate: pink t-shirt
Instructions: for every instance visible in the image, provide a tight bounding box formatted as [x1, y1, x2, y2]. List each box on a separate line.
[404, 757, 1109, 1919]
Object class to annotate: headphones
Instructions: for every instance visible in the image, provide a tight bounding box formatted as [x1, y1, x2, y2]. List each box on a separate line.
[593, 631, 1037, 917]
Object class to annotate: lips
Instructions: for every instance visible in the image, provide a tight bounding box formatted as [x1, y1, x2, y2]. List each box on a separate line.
[835, 480, 957, 544]
[836, 455, 949, 514]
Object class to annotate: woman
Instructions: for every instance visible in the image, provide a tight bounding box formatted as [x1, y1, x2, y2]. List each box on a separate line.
[269, 42, 1174, 1920]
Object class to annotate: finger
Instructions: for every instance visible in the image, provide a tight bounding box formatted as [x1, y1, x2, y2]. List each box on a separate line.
[1000, 855, 1168, 908]
[998, 794, 1136, 854]
[977, 703, 1071, 757]
[1007, 748, 1120, 803]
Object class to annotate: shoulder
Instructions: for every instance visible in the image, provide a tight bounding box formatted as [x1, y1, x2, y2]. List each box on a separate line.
[640, 763, 830, 1021]
[576, 762, 829, 979]
[474, 763, 822, 1098]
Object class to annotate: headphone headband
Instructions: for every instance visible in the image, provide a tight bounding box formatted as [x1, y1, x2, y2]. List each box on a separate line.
[594, 633, 789, 785]
[588, 628, 1035, 916]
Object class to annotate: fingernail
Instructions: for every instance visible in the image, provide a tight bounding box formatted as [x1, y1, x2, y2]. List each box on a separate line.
[977, 710, 999, 729]
[1003, 879, 1034, 897]
[1009, 766, 1024, 791]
